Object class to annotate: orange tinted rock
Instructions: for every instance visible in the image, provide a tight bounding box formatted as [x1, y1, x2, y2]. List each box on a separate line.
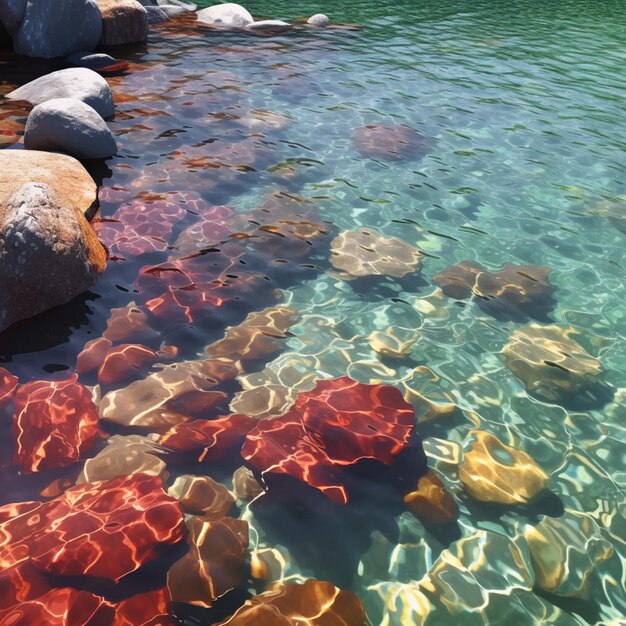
[214, 579, 367, 626]
[167, 517, 248, 608]
[97, 343, 168, 385]
[13, 376, 100, 473]
[0, 501, 44, 569]
[458, 430, 548, 505]
[76, 337, 113, 376]
[0, 561, 50, 610]
[114, 588, 175, 626]
[168, 475, 235, 518]
[103, 303, 159, 344]
[403, 470, 458, 524]
[0, 367, 18, 412]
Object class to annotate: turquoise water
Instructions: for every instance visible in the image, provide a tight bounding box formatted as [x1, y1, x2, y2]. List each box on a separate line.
[1, 0, 625, 624]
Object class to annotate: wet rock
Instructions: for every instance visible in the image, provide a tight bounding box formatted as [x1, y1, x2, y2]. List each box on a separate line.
[502, 324, 603, 402]
[458, 430, 548, 505]
[167, 516, 248, 608]
[353, 124, 435, 161]
[404, 470, 458, 524]
[66, 50, 127, 72]
[0, 181, 106, 333]
[95, 0, 148, 46]
[145, 4, 169, 22]
[13, 376, 100, 473]
[0, 474, 185, 581]
[103, 302, 158, 343]
[0, 561, 50, 611]
[433, 261, 555, 321]
[0, 0, 26, 35]
[250, 546, 292, 582]
[0, 367, 19, 413]
[232, 465, 263, 500]
[6, 68, 115, 119]
[115, 588, 175, 626]
[524, 510, 613, 597]
[171, 204, 233, 256]
[12, 0, 102, 59]
[196, 3, 253, 27]
[99, 357, 238, 430]
[214, 580, 367, 626]
[307, 13, 329, 27]
[205, 306, 298, 366]
[242, 376, 419, 504]
[230, 383, 297, 419]
[160, 412, 255, 461]
[330, 228, 422, 279]
[368, 327, 419, 358]
[76, 433, 166, 483]
[24, 97, 118, 159]
[168, 474, 235, 518]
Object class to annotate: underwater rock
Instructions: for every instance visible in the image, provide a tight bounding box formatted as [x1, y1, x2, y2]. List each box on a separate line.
[250, 546, 293, 582]
[229, 383, 297, 419]
[66, 50, 129, 73]
[114, 588, 175, 626]
[99, 357, 238, 430]
[0, 181, 106, 333]
[593, 197, 626, 234]
[13, 376, 100, 473]
[404, 470, 459, 524]
[237, 108, 291, 132]
[168, 474, 235, 518]
[167, 516, 248, 608]
[31, 474, 185, 581]
[7, 68, 114, 118]
[0, 586, 114, 625]
[307, 13, 330, 27]
[0, 367, 19, 413]
[76, 433, 166, 483]
[524, 510, 613, 597]
[432, 261, 555, 321]
[368, 327, 419, 358]
[0, 474, 184, 582]
[196, 3, 253, 28]
[232, 465, 264, 500]
[242, 376, 418, 504]
[171, 204, 233, 256]
[353, 124, 434, 161]
[458, 430, 548, 505]
[160, 412, 255, 461]
[0, 561, 50, 610]
[24, 98, 118, 160]
[97, 342, 178, 385]
[103, 303, 159, 343]
[330, 228, 422, 279]
[502, 324, 603, 402]
[95, 0, 148, 46]
[205, 306, 299, 366]
[12, 0, 102, 59]
[214, 579, 367, 626]
[95, 196, 187, 259]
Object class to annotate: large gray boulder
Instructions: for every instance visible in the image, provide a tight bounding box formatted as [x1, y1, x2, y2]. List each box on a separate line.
[196, 3, 253, 27]
[24, 98, 118, 160]
[13, 0, 102, 59]
[0, 0, 27, 35]
[6, 68, 115, 119]
[0, 181, 106, 332]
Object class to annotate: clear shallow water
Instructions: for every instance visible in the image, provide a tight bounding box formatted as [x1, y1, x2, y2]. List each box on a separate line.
[0, 0, 625, 624]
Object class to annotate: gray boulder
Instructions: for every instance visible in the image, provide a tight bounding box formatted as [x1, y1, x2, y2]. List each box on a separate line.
[145, 5, 169, 22]
[307, 14, 330, 27]
[13, 0, 102, 59]
[196, 3, 253, 27]
[0, 0, 27, 35]
[24, 98, 118, 160]
[0, 181, 106, 332]
[6, 68, 115, 119]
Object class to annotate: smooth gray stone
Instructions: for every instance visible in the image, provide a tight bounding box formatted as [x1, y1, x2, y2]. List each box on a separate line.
[0, 0, 27, 35]
[157, 0, 196, 10]
[66, 51, 119, 70]
[145, 5, 169, 23]
[0, 181, 105, 332]
[24, 98, 118, 160]
[245, 19, 292, 32]
[13, 0, 102, 59]
[307, 14, 330, 27]
[196, 3, 252, 27]
[6, 68, 115, 119]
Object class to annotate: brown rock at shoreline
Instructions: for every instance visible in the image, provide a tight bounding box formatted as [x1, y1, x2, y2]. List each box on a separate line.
[96, 0, 148, 46]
